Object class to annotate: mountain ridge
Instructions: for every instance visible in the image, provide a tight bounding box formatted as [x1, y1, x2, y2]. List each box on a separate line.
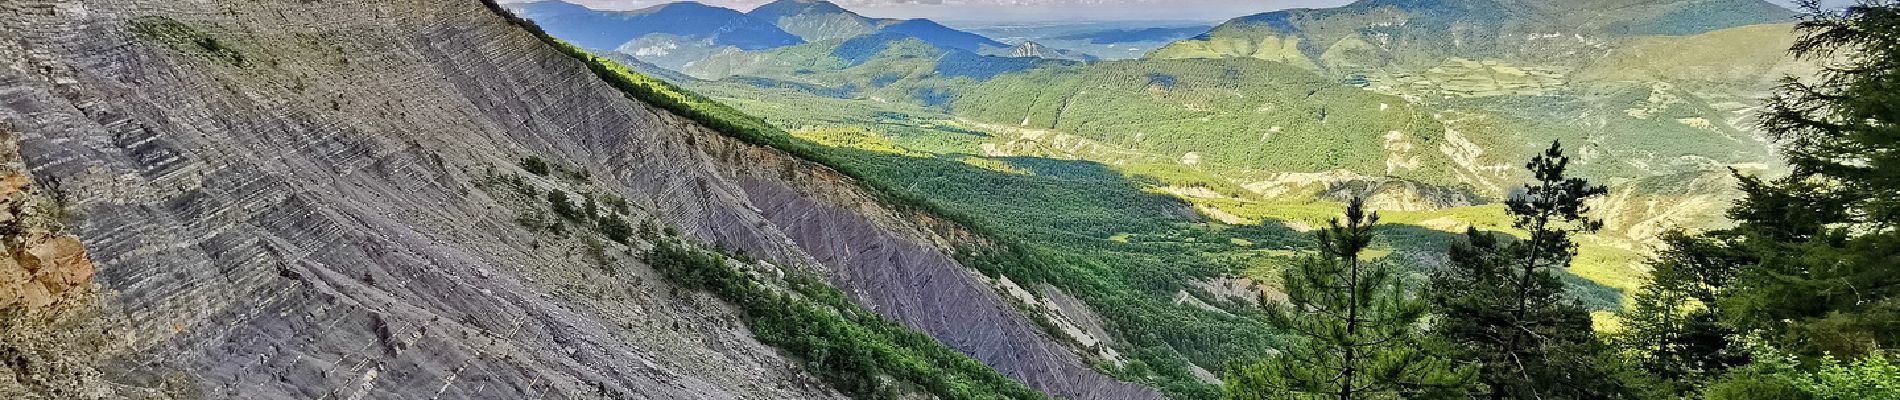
[509, 0, 804, 51]
[1151, 0, 1795, 69]
[747, 0, 894, 41]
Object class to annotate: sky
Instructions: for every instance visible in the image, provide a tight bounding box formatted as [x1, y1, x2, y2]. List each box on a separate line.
[508, 0, 1836, 22]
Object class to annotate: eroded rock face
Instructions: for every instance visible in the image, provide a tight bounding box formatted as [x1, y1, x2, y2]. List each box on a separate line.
[0, 117, 136, 400]
[1, 235, 94, 309]
[0, 0, 1154, 399]
[0, 136, 94, 312]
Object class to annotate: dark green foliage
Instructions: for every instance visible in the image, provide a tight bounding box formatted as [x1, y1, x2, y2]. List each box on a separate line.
[602, 194, 632, 214]
[1507, 141, 1610, 268]
[595, 215, 634, 244]
[583, 195, 600, 219]
[1615, 2, 1900, 397]
[1622, 0, 1900, 362]
[1614, 232, 1752, 395]
[1426, 141, 1629, 399]
[1713, 0, 1900, 358]
[1224, 198, 1474, 400]
[520, 156, 553, 176]
[129, 17, 248, 67]
[642, 240, 1047, 400]
[1762, 0, 1900, 226]
[638, 220, 659, 239]
[547, 191, 586, 222]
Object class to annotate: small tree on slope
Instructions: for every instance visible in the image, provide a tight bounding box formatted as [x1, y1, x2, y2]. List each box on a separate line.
[1426, 141, 1631, 399]
[1224, 198, 1474, 400]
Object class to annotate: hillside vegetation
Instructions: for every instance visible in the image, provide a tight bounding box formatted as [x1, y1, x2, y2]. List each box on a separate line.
[501, 0, 1860, 399]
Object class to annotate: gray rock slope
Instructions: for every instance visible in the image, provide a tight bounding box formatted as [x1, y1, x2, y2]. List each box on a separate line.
[0, 0, 1159, 399]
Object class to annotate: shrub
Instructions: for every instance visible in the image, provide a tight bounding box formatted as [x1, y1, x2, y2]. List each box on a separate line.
[520, 156, 553, 176]
[1703, 371, 1812, 400]
[548, 191, 586, 221]
[596, 216, 635, 244]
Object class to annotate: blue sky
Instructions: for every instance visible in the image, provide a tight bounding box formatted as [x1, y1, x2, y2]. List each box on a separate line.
[513, 0, 1834, 22]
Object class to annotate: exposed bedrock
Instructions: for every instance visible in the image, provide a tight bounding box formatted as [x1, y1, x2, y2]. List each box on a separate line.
[0, 0, 1154, 399]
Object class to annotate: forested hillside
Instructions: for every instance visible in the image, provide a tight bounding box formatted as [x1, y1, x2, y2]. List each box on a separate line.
[6, 0, 1880, 399]
[492, 0, 1866, 397]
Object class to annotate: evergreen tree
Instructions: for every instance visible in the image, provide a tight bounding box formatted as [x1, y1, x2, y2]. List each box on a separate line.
[1614, 232, 1753, 395]
[1715, 0, 1900, 358]
[1224, 198, 1473, 400]
[1616, 2, 1900, 396]
[1762, 0, 1900, 227]
[1425, 141, 1628, 399]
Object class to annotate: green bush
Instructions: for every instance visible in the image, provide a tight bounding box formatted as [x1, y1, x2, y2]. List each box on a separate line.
[596, 215, 634, 245]
[547, 191, 586, 221]
[520, 156, 553, 176]
[1701, 371, 1811, 400]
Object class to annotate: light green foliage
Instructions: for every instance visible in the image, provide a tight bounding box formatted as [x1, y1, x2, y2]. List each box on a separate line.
[691, 69, 1643, 395]
[1145, 0, 1790, 72]
[1701, 369, 1813, 400]
[1147, 24, 1320, 70]
[1794, 353, 1900, 400]
[954, 58, 1459, 185]
[1707, 345, 1900, 400]
[688, 35, 1036, 107]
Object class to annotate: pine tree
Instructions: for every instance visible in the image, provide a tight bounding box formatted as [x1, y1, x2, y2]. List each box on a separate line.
[1761, 0, 1900, 227]
[1426, 141, 1628, 399]
[1614, 232, 1753, 395]
[1224, 198, 1473, 400]
[1717, 0, 1900, 358]
[1613, 2, 1900, 396]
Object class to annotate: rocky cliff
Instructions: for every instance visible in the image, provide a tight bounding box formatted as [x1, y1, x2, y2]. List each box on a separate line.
[0, 0, 1156, 399]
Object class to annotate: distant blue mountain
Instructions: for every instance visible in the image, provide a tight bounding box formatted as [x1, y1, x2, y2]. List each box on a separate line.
[874, 19, 1009, 52]
[746, 0, 860, 23]
[746, 0, 891, 41]
[508, 1, 802, 51]
[1050, 27, 1211, 44]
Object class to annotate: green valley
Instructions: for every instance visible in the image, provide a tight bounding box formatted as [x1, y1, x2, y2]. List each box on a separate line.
[494, 0, 1896, 399]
